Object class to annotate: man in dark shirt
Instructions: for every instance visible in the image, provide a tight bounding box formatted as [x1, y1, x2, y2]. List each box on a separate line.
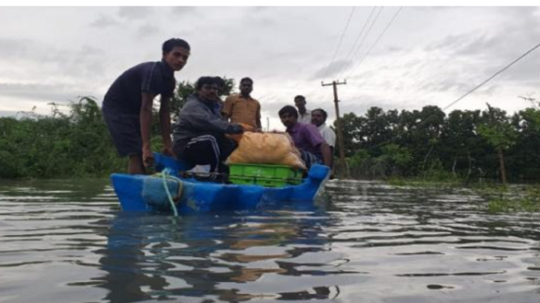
[173, 77, 244, 174]
[278, 105, 332, 169]
[102, 38, 190, 174]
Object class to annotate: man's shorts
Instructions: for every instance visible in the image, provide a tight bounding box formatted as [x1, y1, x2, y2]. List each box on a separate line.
[300, 150, 323, 169]
[102, 108, 142, 157]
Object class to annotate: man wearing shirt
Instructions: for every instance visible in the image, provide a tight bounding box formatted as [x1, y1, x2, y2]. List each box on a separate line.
[222, 77, 261, 130]
[311, 108, 336, 150]
[278, 105, 332, 169]
[102, 38, 190, 174]
[173, 77, 244, 174]
[311, 108, 336, 169]
[294, 95, 311, 124]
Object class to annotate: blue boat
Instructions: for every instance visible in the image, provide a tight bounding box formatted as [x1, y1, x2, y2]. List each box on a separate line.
[111, 153, 330, 214]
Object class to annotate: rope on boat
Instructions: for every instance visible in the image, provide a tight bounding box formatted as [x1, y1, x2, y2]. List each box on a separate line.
[160, 169, 183, 216]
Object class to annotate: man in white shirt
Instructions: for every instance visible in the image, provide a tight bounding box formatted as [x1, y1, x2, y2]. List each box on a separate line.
[312, 108, 336, 172]
[311, 108, 336, 150]
[294, 95, 311, 124]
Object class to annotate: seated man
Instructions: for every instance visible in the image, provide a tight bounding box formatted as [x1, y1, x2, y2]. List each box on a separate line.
[278, 105, 332, 169]
[172, 76, 244, 173]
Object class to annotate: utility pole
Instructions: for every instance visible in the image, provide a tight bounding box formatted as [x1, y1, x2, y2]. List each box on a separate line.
[322, 80, 348, 179]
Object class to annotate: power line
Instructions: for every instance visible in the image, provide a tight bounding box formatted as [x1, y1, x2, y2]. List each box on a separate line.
[345, 7, 403, 79]
[303, 7, 355, 104]
[323, 7, 356, 78]
[338, 7, 384, 79]
[357, 40, 540, 150]
[342, 7, 378, 65]
[443, 41, 540, 111]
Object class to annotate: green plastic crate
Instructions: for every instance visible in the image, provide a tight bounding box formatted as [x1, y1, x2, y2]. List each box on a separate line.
[228, 163, 303, 187]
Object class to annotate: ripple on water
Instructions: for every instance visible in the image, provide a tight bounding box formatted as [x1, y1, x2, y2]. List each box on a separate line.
[0, 179, 539, 303]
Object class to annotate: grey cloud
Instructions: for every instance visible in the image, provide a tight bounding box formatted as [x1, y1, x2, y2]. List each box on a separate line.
[0, 38, 35, 59]
[0, 38, 108, 78]
[249, 7, 272, 14]
[311, 59, 353, 79]
[138, 24, 160, 37]
[170, 6, 198, 16]
[0, 110, 19, 118]
[90, 15, 119, 28]
[118, 7, 153, 20]
[0, 82, 94, 103]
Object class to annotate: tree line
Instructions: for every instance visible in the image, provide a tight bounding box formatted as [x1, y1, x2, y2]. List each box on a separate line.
[0, 78, 538, 182]
[335, 102, 540, 182]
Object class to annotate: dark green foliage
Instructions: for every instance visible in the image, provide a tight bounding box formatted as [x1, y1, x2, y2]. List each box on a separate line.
[0, 97, 125, 178]
[1, 81, 538, 182]
[0, 77, 237, 179]
[335, 104, 540, 182]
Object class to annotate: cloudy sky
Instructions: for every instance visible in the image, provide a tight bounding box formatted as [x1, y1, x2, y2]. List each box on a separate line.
[0, 6, 539, 129]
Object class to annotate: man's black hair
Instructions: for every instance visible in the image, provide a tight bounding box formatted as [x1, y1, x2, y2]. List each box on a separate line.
[294, 95, 305, 101]
[240, 77, 253, 85]
[278, 105, 298, 118]
[162, 38, 190, 53]
[214, 76, 225, 88]
[196, 76, 217, 90]
[312, 108, 328, 120]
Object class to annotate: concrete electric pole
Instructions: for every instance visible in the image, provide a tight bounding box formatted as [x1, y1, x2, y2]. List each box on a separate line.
[321, 80, 348, 179]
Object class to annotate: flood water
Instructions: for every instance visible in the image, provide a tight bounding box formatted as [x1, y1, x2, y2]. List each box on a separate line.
[0, 179, 539, 303]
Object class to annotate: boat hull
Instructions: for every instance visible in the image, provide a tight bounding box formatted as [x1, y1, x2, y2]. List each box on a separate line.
[111, 154, 329, 213]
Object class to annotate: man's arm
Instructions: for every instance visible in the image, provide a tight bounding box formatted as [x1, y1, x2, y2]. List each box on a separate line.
[159, 96, 174, 157]
[320, 142, 332, 168]
[221, 96, 233, 122]
[180, 100, 243, 134]
[256, 102, 262, 130]
[140, 92, 157, 167]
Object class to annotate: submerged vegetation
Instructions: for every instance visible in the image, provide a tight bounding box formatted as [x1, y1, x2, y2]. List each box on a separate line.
[478, 185, 540, 213]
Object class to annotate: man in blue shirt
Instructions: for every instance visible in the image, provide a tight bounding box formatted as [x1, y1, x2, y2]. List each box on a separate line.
[102, 38, 190, 174]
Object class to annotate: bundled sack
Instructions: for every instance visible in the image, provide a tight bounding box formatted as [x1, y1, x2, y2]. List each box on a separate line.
[227, 132, 306, 170]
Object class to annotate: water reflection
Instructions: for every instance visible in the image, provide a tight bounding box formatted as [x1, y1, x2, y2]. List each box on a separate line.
[97, 208, 350, 302]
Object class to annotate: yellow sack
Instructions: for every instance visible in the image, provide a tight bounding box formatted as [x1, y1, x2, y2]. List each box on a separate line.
[226, 123, 256, 143]
[227, 132, 306, 170]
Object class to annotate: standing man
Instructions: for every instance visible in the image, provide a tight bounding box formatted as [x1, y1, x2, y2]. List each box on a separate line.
[311, 108, 336, 151]
[311, 108, 336, 169]
[294, 95, 311, 124]
[222, 77, 261, 130]
[278, 105, 332, 169]
[102, 38, 190, 174]
[173, 77, 244, 174]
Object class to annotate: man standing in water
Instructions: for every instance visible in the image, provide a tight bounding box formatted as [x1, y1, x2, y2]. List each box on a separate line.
[294, 95, 311, 124]
[102, 38, 190, 174]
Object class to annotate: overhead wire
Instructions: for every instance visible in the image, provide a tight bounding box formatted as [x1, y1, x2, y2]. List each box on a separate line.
[345, 6, 403, 80]
[442, 41, 540, 111]
[336, 7, 384, 80]
[315, 7, 384, 106]
[304, 7, 357, 107]
[322, 7, 356, 79]
[364, 40, 540, 150]
[342, 7, 378, 63]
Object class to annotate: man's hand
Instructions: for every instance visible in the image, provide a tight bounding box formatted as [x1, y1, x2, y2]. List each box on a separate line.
[142, 147, 154, 168]
[162, 146, 175, 158]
